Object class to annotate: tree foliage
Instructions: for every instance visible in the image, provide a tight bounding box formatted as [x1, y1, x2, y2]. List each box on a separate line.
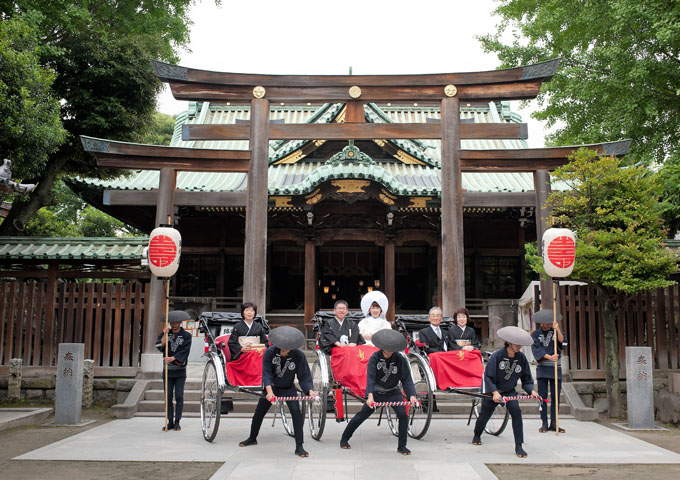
[0, 0, 198, 235]
[548, 148, 677, 416]
[479, 0, 680, 167]
[0, 11, 66, 171]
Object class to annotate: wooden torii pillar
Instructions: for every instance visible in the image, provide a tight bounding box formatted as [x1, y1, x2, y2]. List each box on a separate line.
[80, 137, 250, 369]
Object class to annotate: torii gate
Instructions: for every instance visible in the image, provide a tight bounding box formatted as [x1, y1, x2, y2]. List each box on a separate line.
[82, 58, 630, 367]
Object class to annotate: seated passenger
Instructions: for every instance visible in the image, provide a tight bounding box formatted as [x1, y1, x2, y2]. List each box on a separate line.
[417, 307, 448, 353]
[358, 290, 391, 346]
[447, 307, 481, 351]
[318, 299, 364, 353]
[227, 302, 268, 361]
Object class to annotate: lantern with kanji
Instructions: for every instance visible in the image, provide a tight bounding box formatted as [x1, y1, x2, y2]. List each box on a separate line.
[542, 228, 576, 278]
[148, 227, 182, 277]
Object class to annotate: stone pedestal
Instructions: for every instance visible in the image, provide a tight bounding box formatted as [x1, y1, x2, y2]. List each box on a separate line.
[487, 299, 518, 340]
[8, 358, 22, 402]
[55, 343, 84, 425]
[139, 353, 162, 378]
[82, 359, 94, 408]
[625, 346, 655, 429]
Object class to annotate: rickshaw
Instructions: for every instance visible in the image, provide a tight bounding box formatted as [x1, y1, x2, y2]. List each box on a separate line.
[307, 311, 428, 441]
[393, 314, 510, 438]
[198, 312, 305, 442]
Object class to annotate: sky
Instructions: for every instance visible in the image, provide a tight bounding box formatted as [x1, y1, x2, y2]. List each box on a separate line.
[157, 0, 549, 147]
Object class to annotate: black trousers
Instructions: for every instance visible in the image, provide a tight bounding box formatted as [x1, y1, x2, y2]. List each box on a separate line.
[249, 386, 304, 446]
[538, 377, 562, 425]
[163, 375, 186, 426]
[474, 394, 524, 445]
[342, 390, 409, 448]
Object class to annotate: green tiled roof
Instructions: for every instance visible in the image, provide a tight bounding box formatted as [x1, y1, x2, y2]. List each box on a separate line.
[0, 237, 148, 260]
[73, 101, 534, 196]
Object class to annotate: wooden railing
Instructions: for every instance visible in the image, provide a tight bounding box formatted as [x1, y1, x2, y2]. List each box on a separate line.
[535, 283, 680, 379]
[0, 281, 149, 371]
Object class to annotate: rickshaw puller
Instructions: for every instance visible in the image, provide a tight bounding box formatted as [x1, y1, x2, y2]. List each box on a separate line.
[340, 329, 418, 455]
[239, 327, 316, 457]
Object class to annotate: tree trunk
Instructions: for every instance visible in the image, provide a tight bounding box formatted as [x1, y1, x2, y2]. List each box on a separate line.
[599, 290, 623, 417]
[0, 155, 67, 236]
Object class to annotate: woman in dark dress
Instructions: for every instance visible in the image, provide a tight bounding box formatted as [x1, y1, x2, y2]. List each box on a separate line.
[446, 307, 481, 351]
[227, 302, 268, 360]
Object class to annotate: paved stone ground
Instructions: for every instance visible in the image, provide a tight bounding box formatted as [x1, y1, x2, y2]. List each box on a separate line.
[12, 416, 680, 480]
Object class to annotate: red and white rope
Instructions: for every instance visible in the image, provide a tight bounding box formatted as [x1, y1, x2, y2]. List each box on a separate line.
[371, 401, 421, 407]
[502, 395, 549, 403]
[271, 396, 320, 403]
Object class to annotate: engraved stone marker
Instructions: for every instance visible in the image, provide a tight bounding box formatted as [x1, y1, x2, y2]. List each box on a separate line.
[55, 343, 84, 425]
[626, 346, 655, 429]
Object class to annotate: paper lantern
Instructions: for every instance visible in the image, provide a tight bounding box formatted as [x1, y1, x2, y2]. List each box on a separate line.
[542, 228, 576, 278]
[148, 227, 181, 277]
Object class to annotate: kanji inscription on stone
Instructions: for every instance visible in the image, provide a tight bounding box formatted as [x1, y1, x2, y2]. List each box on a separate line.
[55, 343, 84, 425]
[625, 346, 654, 429]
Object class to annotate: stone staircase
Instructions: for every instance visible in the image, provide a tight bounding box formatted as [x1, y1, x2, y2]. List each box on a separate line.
[135, 360, 572, 420]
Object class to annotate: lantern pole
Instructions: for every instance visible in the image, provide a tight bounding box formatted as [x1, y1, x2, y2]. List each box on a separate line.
[163, 278, 170, 432]
[552, 278, 559, 436]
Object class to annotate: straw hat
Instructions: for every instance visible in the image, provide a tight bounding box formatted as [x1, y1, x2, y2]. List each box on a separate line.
[360, 290, 388, 317]
[532, 309, 562, 324]
[372, 329, 407, 352]
[161, 310, 191, 323]
[497, 326, 533, 346]
[268, 326, 305, 350]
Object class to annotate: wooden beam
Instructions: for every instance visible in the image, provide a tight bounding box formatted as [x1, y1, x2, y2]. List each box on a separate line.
[460, 140, 632, 171]
[81, 136, 250, 171]
[153, 59, 559, 86]
[104, 190, 247, 207]
[183, 122, 528, 141]
[463, 192, 535, 207]
[304, 238, 315, 334]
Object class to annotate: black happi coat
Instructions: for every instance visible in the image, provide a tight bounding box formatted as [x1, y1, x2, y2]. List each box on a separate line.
[318, 317, 364, 353]
[417, 325, 448, 353]
[227, 319, 268, 360]
[155, 327, 192, 378]
[447, 324, 481, 350]
[484, 347, 534, 395]
[365, 350, 416, 398]
[531, 328, 568, 380]
[261, 347, 314, 393]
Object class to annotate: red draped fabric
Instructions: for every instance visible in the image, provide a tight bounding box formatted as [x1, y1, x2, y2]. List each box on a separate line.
[429, 350, 484, 390]
[225, 349, 264, 387]
[330, 345, 379, 397]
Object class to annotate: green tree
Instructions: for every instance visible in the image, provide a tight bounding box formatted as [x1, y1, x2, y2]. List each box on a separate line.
[140, 112, 176, 146]
[0, 11, 66, 176]
[479, 0, 680, 168]
[548, 148, 677, 417]
[0, 0, 199, 235]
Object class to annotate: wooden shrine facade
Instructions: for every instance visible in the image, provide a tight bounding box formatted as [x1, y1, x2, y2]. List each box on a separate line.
[80, 59, 631, 359]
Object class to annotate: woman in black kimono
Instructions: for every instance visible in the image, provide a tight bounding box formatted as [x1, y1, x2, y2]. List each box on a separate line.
[446, 307, 481, 351]
[227, 302, 268, 360]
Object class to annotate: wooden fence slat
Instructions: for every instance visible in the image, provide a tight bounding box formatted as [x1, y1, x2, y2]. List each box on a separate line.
[132, 282, 143, 368]
[83, 283, 94, 360]
[0, 283, 7, 363]
[565, 284, 577, 370]
[22, 282, 35, 363]
[59, 283, 69, 343]
[32, 282, 45, 365]
[667, 285, 677, 370]
[102, 283, 113, 366]
[616, 292, 626, 363]
[75, 283, 86, 344]
[646, 291, 655, 365]
[93, 283, 104, 365]
[4, 282, 16, 363]
[635, 293, 645, 346]
[112, 284, 123, 366]
[656, 288, 669, 370]
[586, 286, 598, 370]
[121, 284, 131, 367]
[578, 285, 588, 371]
[13, 282, 26, 361]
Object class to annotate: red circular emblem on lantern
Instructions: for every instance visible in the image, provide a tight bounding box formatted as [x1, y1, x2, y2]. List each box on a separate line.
[148, 235, 177, 268]
[547, 236, 575, 269]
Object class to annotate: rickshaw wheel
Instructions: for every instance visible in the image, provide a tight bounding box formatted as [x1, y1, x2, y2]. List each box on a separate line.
[308, 357, 327, 441]
[472, 397, 510, 436]
[200, 359, 222, 442]
[406, 354, 433, 439]
[279, 399, 296, 437]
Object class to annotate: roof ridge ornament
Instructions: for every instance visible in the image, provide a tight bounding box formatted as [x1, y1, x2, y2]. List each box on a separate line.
[326, 141, 375, 166]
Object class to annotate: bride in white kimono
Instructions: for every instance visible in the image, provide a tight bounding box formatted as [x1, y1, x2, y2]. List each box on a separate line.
[358, 290, 391, 346]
